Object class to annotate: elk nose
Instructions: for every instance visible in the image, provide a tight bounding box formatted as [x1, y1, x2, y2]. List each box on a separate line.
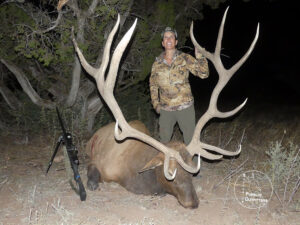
[179, 196, 199, 209]
[187, 199, 199, 209]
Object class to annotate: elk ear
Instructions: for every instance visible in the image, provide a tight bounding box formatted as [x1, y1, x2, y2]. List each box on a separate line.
[139, 153, 164, 173]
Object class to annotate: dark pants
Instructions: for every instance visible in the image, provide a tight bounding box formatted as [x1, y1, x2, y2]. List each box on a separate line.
[159, 105, 196, 145]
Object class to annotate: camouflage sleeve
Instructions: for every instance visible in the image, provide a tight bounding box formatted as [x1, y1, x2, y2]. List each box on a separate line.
[185, 53, 209, 79]
[149, 64, 160, 111]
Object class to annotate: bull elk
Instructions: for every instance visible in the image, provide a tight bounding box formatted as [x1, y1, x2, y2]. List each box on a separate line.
[72, 7, 259, 208]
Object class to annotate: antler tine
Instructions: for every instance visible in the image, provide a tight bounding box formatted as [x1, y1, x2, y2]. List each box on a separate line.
[187, 8, 259, 162]
[229, 23, 260, 76]
[164, 156, 177, 180]
[200, 143, 242, 156]
[215, 98, 248, 118]
[98, 18, 137, 131]
[105, 18, 137, 93]
[175, 152, 201, 173]
[215, 6, 229, 56]
[72, 27, 97, 77]
[97, 14, 121, 93]
[72, 14, 121, 95]
[190, 22, 213, 61]
[163, 153, 200, 180]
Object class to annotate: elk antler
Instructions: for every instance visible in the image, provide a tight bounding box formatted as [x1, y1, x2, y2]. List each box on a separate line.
[72, 15, 200, 180]
[187, 7, 260, 159]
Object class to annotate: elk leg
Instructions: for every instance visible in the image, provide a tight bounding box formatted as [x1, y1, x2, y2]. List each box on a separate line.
[87, 164, 101, 191]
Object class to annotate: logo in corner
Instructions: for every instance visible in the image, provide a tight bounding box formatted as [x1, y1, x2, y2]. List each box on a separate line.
[234, 170, 273, 209]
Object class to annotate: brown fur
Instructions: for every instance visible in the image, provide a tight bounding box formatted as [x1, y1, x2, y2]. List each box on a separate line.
[86, 120, 198, 208]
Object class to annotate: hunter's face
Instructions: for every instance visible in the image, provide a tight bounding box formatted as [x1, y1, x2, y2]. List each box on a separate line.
[162, 31, 177, 50]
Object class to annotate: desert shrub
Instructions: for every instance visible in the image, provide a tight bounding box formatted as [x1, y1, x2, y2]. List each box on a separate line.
[264, 140, 300, 210]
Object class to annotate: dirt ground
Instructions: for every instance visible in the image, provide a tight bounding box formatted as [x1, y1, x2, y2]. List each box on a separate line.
[0, 103, 300, 225]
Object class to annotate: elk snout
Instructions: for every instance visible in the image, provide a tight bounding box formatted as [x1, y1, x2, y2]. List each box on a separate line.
[176, 185, 199, 209]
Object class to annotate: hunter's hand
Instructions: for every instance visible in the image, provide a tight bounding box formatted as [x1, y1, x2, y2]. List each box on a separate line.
[195, 48, 203, 59]
[155, 105, 161, 114]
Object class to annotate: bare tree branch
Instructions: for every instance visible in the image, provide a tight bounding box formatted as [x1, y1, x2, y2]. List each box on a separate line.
[37, 12, 63, 34]
[0, 59, 55, 108]
[1, 0, 24, 6]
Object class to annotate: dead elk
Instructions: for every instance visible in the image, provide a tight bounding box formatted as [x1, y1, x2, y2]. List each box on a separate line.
[86, 120, 199, 208]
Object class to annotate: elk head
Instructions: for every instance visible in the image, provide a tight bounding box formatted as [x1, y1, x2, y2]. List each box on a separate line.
[72, 7, 259, 180]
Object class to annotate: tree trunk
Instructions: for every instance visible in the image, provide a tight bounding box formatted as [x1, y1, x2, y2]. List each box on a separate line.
[66, 0, 100, 108]
[86, 94, 104, 132]
[66, 16, 86, 107]
[65, 0, 103, 132]
[0, 59, 55, 109]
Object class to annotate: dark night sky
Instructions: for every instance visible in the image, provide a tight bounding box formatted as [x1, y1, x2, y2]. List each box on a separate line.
[189, 0, 299, 109]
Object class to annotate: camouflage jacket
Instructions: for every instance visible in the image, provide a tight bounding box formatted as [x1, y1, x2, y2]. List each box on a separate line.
[149, 50, 209, 112]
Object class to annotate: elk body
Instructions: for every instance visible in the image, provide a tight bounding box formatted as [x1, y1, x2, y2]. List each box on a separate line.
[86, 120, 199, 208]
[73, 7, 259, 209]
